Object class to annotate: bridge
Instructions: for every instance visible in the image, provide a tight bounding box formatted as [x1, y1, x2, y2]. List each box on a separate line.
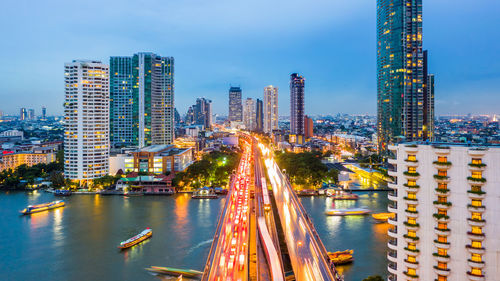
[201, 137, 343, 281]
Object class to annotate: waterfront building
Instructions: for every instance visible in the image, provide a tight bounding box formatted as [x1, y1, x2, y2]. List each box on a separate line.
[304, 115, 313, 139]
[263, 85, 278, 133]
[228, 86, 243, 122]
[110, 53, 174, 148]
[20, 108, 27, 121]
[255, 99, 263, 132]
[387, 143, 500, 281]
[290, 73, 305, 136]
[0, 148, 56, 172]
[109, 145, 193, 175]
[243, 98, 256, 130]
[377, 0, 435, 151]
[64, 60, 110, 183]
[115, 174, 175, 194]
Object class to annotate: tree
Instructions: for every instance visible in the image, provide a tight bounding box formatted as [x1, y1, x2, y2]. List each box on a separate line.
[363, 276, 384, 281]
[50, 171, 65, 188]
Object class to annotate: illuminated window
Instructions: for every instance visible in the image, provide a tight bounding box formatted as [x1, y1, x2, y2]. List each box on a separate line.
[437, 275, 447, 281]
[471, 241, 482, 249]
[438, 209, 447, 216]
[407, 154, 417, 161]
[437, 235, 447, 243]
[438, 170, 447, 177]
[407, 268, 416, 276]
[438, 248, 447, 256]
[438, 196, 447, 203]
[407, 230, 416, 238]
[408, 167, 417, 173]
[438, 183, 447, 189]
[438, 156, 447, 162]
[471, 253, 482, 262]
[407, 255, 416, 263]
[437, 262, 447, 270]
[407, 180, 417, 186]
[471, 186, 482, 193]
[407, 205, 416, 212]
[438, 223, 447, 230]
[471, 171, 482, 179]
[471, 158, 482, 165]
[471, 268, 482, 276]
[471, 199, 482, 207]
[408, 218, 416, 225]
[471, 212, 482, 220]
[408, 192, 417, 200]
[407, 242, 417, 250]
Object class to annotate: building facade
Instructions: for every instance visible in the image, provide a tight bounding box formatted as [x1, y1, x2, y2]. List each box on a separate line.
[110, 53, 174, 148]
[256, 99, 263, 132]
[0, 150, 56, 172]
[228, 86, 243, 122]
[20, 108, 27, 121]
[194, 98, 212, 129]
[64, 60, 110, 182]
[243, 98, 256, 130]
[387, 143, 500, 281]
[290, 73, 305, 136]
[263, 85, 279, 133]
[304, 115, 313, 139]
[377, 0, 435, 151]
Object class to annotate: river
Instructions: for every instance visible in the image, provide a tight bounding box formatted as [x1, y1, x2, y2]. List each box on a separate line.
[0, 190, 388, 281]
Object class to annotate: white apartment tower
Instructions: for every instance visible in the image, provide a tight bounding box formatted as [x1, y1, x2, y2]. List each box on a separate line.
[263, 85, 278, 133]
[387, 143, 500, 281]
[243, 98, 256, 130]
[64, 60, 110, 183]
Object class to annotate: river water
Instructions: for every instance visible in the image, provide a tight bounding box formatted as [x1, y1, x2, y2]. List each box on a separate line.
[0, 190, 388, 281]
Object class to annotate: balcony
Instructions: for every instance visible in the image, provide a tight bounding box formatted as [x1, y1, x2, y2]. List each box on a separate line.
[433, 145, 450, 155]
[388, 170, 398, 177]
[404, 234, 420, 243]
[405, 209, 419, 218]
[433, 252, 450, 263]
[469, 163, 486, 171]
[467, 190, 486, 200]
[468, 176, 486, 186]
[388, 203, 397, 213]
[405, 159, 418, 167]
[468, 148, 487, 157]
[404, 196, 418, 203]
[466, 271, 485, 281]
[466, 245, 486, 255]
[388, 239, 398, 251]
[468, 259, 485, 269]
[433, 161, 452, 170]
[404, 183, 420, 192]
[388, 182, 398, 189]
[387, 261, 397, 275]
[388, 227, 398, 238]
[433, 213, 450, 223]
[433, 239, 451, 249]
[404, 171, 420, 180]
[467, 231, 485, 241]
[388, 216, 398, 226]
[467, 204, 485, 213]
[433, 266, 451, 276]
[434, 188, 450, 196]
[404, 221, 420, 231]
[404, 259, 419, 269]
[388, 158, 397, 165]
[388, 192, 398, 202]
[433, 174, 450, 183]
[388, 144, 398, 151]
[387, 250, 397, 263]
[433, 201, 452, 210]
[403, 270, 419, 280]
[404, 144, 419, 153]
[434, 227, 451, 236]
[467, 218, 486, 227]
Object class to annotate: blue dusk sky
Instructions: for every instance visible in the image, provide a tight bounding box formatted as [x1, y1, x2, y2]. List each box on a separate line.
[0, 0, 499, 116]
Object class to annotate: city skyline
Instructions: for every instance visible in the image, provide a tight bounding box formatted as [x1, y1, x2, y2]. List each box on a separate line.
[1, 1, 499, 116]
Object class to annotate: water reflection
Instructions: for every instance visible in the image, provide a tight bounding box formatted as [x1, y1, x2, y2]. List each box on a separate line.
[29, 210, 50, 229]
[52, 208, 64, 247]
[123, 238, 151, 263]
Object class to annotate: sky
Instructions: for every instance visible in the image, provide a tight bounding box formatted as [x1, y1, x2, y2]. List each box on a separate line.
[0, 0, 499, 117]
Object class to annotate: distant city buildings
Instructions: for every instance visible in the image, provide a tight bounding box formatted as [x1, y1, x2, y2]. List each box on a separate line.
[263, 85, 278, 133]
[243, 98, 256, 130]
[228, 86, 243, 122]
[41, 106, 47, 120]
[377, 0, 435, 151]
[64, 60, 110, 183]
[304, 115, 313, 139]
[255, 99, 263, 132]
[290, 73, 305, 138]
[388, 143, 499, 281]
[20, 108, 27, 121]
[110, 52, 174, 148]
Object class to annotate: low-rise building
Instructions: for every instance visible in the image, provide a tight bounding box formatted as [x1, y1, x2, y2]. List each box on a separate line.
[0, 150, 56, 172]
[115, 174, 175, 194]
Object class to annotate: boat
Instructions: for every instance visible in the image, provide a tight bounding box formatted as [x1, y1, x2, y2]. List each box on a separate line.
[325, 208, 371, 216]
[192, 187, 218, 199]
[328, 249, 354, 265]
[297, 189, 318, 196]
[326, 189, 359, 200]
[372, 212, 395, 222]
[54, 190, 72, 196]
[118, 228, 152, 249]
[214, 187, 228, 195]
[20, 200, 65, 215]
[145, 266, 203, 278]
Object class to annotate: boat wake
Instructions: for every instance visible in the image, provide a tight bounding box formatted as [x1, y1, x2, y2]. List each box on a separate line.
[186, 239, 213, 255]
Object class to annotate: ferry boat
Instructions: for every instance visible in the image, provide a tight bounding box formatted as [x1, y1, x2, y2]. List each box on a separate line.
[54, 190, 72, 196]
[296, 189, 318, 196]
[325, 207, 371, 216]
[192, 187, 218, 199]
[20, 200, 65, 215]
[118, 228, 152, 249]
[145, 266, 203, 278]
[371, 212, 395, 222]
[328, 249, 354, 265]
[326, 189, 359, 200]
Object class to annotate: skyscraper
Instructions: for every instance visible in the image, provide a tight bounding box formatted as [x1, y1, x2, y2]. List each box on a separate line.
[243, 98, 256, 130]
[228, 86, 242, 122]
[64, 60, 109, 183]
[290, 73, 305, 136]
[263, 85, 278, 134]
[28, 109, 35, 120]
[255, 99, 263, 132]
[41, 106, 47, 120]
[194, 97, 212, 129]
[110, 53, 174, 148]
[377, 0, 434, 151]
[20, 108, 27, 121]
[423, 50, 435, 141]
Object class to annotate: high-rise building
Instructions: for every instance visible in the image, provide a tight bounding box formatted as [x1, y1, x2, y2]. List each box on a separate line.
[290, 73, 305, 136]
[377, 0, 435, 151]
[243, 98, 256, 130]
[228, 86, 242, 122]
[64, 60, 109, 183]
[263, 85, 278, 133]
[110, 53, 174, 148]
[28, 109, 35, 120]
[41, 106, 47, 120]
[387, 143, 499, 281]
[194, 98, 212, 129]
[255, 99, 263, 132]
[423, 50, 435, 141]
[20, 108, 27, 121]
[304, 115, 313, 139]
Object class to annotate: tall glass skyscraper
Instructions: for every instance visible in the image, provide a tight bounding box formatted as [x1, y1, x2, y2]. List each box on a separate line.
[290, 73, 305, 136]
[110, 53, 174, 148]
[377, 0, 434, 151]
[263, 85, 278, 134]
[228, 86, 243, 122]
